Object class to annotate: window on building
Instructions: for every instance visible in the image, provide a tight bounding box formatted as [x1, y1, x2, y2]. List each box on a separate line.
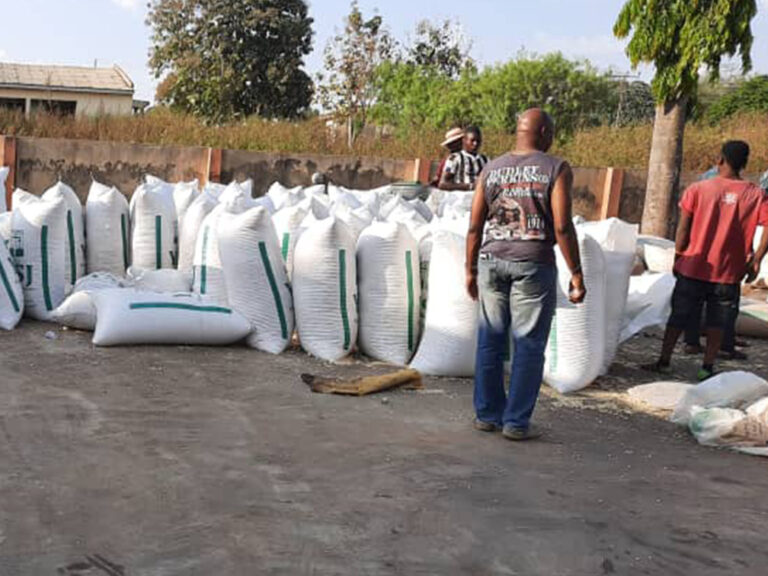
[30, 99, 77, 117]
[0, 97, 25, 114]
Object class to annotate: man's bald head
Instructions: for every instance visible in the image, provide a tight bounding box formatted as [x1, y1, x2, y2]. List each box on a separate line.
[516, 108, 555, 152]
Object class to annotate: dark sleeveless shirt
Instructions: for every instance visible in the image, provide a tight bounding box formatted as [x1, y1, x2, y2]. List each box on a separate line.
[480, 151, 564, 264]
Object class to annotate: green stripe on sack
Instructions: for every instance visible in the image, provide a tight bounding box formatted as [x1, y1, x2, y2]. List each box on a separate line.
[281, 233, 290, 262]
[338, 249, 351, 350]
[199, 226, 209, 294]
[41, 225, 52, 311]
[259, 241, 288, 339]
[129, 302, 232, 314]
[66, 210, 76, 284]
[0, 261, 20, 313]
[405, 250, 415, 352]
[120, 213, 129, 270]
[155, 215, 162, 269]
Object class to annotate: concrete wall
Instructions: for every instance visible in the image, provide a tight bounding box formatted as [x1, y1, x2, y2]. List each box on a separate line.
[14, 137, 209, 202]
[220, 149, 415, 195]
[0, 87, 133, 117]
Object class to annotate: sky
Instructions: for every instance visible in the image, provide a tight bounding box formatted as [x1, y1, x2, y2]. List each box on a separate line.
[1, 0, 767, 103]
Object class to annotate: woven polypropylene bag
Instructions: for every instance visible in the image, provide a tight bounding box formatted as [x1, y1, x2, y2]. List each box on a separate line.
[544, 234, 606, 393]
[357, 222, 420, 365]
[85, 181, 130, 276]
[293, 217, 357, 361]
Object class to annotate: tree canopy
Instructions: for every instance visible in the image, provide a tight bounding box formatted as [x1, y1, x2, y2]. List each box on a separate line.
[372, 53, 618, 139]
[147, 0, 314, 121]
[614, 0, 758, 102]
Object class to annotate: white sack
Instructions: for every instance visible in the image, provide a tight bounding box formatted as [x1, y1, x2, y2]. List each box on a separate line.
[0, 167, 8, 213]
[0, 238, 23, 329]
[267, 182, 305, 211]
[638, 236, 675, 273]
[620, 273, 675, 342]
[127, 266, 192, 293]
[578, 218, 638, 372]
[293, 218, 357, 361]
[272, 203, 308, 280]
[671, 371, 768, 425]
[410, 228, 477, 376]
[85, 181, 130, 276]
[544, 234, 606, 394]
[52, 272, 129, 331]
[177, 190, 218, 278]
[10, 191, 67, 320]
[192, 182, 252, 305]
[130, 184, 177, 270]
[218, 207, 294, 354]
[357, 222, 421, 365]
[0, 212, 13, 245]
[43, 182, 86, 290]
[92, 289, 251, 346]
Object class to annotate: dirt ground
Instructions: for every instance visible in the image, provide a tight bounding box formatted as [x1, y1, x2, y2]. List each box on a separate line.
[1, 322, 767, 576]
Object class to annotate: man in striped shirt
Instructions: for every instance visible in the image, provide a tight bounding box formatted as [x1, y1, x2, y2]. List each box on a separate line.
[439, 126, 489, 191]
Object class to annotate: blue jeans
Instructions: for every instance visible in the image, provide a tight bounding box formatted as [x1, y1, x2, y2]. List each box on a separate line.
[474, 257, 557, 429]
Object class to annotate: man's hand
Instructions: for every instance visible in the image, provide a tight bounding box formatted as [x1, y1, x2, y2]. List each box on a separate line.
[466, 270, 479, 301]
[569, 272, 586, 304]
[745, 256, 760, 284]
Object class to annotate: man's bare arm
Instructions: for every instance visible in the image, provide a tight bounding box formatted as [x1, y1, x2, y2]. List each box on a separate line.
[465, 177, 488, 300]
[675, 210, 693, 255]
[551, 162, 585, 303]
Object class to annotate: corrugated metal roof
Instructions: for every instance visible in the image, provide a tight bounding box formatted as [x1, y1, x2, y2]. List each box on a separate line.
[0, 62, 134, 94]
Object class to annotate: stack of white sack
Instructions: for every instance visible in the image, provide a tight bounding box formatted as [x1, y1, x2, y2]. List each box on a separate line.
[410, 222, 478, 376]
[86, 180, 131, 276]
[577, 218, 638, 373]
[218, 205, 294, 354]
[544, 234, 607, 394]
[293, 217, 357, 361]
[267, 182, 305, 211]
[357, 222, 421, 365]
[192, 182, 254, 304]
[92, 289, 251, 346]
[10, 189, 68, 320]
[0, 234, 23, 329]
[130, 182, 178, 270]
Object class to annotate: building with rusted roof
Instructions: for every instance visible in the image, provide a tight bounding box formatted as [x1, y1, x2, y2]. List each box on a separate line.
[0, 62, 135, 117]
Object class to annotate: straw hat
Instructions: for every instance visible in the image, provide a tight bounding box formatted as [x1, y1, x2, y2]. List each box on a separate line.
[441, 127, 464, 148]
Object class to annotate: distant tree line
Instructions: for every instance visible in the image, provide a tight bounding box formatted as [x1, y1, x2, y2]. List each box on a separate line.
[146, 0, 765, 143]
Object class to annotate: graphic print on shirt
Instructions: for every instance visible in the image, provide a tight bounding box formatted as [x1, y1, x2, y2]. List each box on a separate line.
[485, 164, 552, 242]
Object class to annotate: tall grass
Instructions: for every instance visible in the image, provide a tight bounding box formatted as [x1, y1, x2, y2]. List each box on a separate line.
[1, 108, 766, 173]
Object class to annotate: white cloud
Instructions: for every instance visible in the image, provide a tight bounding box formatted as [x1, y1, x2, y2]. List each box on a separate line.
[111, 0, 140, 10]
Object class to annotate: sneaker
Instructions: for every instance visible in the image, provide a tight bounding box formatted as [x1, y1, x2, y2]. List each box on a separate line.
[697, 367, 717, 382]
[502, 424, 542, 441]
[473, 419, 501, 433]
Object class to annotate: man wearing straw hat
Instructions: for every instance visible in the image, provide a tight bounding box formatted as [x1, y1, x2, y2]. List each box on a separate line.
[431, 127, 465, 187]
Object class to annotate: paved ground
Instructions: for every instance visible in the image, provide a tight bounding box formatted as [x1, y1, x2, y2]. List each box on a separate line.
[1, 322, 767, 576]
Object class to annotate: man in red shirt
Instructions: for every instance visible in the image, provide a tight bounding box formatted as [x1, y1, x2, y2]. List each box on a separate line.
[646, 141, 768, 380]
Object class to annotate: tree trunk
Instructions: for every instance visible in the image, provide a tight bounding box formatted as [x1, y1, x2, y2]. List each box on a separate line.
[641, 98, 687, 238]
